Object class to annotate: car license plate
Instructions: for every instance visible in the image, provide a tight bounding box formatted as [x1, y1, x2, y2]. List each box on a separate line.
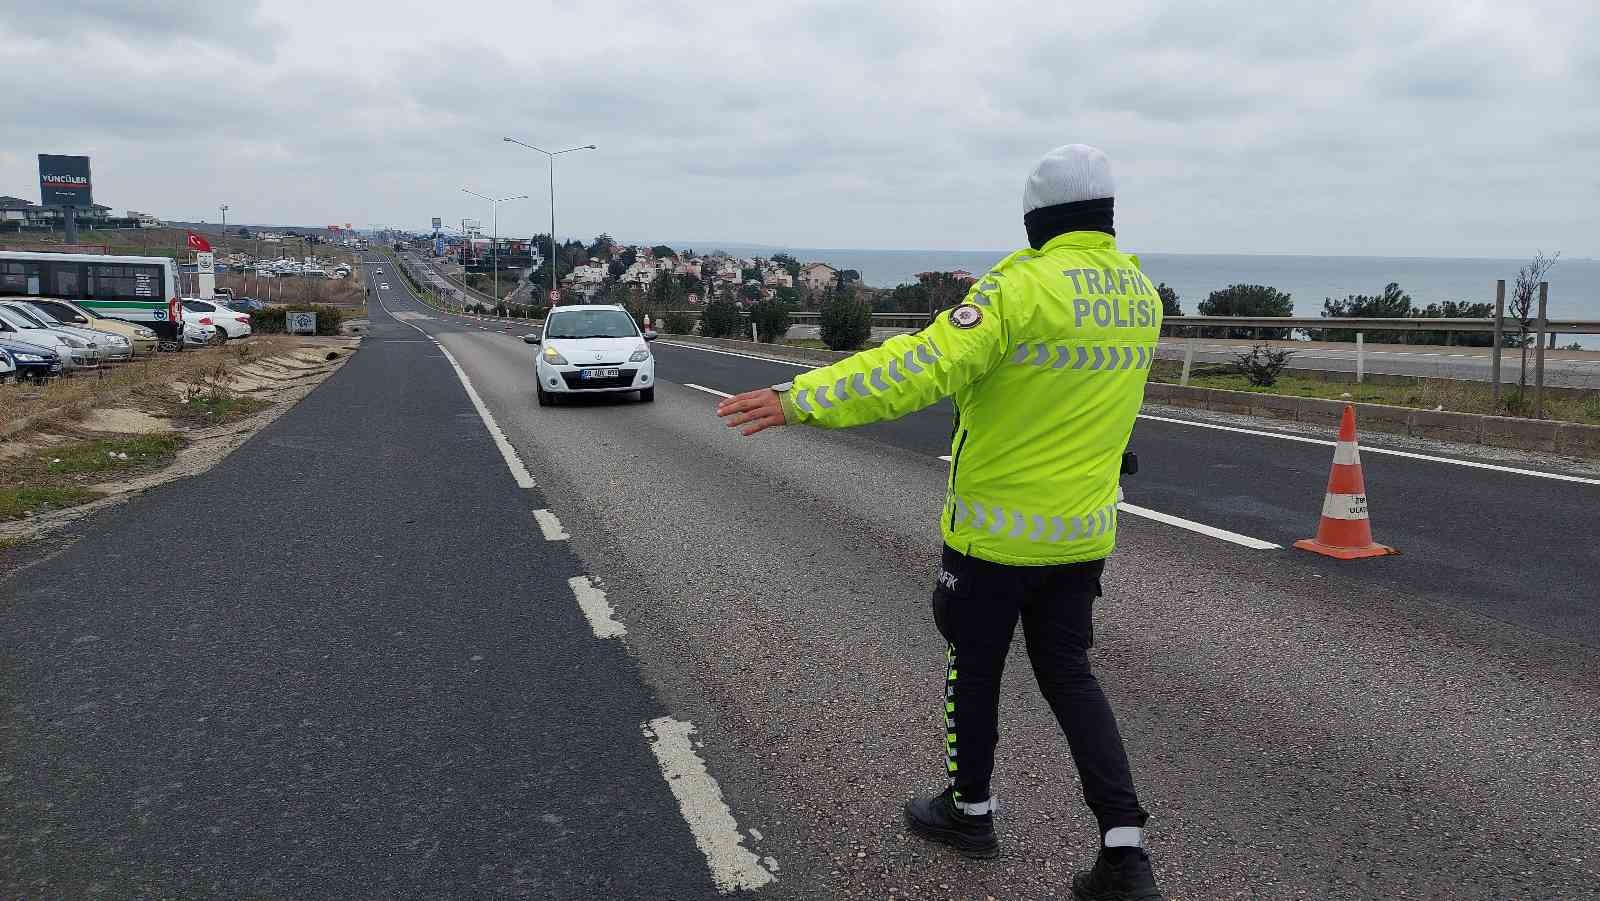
[582, 368, 620, 380]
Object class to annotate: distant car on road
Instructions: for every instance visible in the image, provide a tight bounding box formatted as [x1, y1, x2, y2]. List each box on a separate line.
[182, 299, 253, 340]
[0, 337, 63, 381]
[527, 304, 656, 406]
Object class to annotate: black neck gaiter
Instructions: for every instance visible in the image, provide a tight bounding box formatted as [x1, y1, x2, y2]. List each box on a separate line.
[1024, 197, 1115, 249]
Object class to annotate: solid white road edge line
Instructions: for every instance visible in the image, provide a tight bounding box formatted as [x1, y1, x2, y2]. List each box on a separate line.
[643, 716, 778, 893]
[533, 509, 570, 541]
[658, 341, 1599, 484]
[1137, 413, 1600, 486]
[568, 575, 627, 639]
[375, 269, 538, 489]
[685, 383, 734, 399]
[1117, 502, 1281, 550]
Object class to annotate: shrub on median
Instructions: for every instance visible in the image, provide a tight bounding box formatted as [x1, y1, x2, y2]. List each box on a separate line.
[701, 298, 744, 338]
[661, 310, 697, 335]
[751, 299, 791, 343]
[818, 288, 872, 351]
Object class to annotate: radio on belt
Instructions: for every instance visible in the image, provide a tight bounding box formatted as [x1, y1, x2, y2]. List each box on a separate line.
[1121, 451, 1138, 475]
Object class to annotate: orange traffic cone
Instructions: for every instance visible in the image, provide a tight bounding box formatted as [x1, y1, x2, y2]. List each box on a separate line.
[1294, 405, 1397, 560]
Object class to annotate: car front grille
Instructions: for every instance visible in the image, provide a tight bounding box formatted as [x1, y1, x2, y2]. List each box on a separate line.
[560, 367, 639, 390]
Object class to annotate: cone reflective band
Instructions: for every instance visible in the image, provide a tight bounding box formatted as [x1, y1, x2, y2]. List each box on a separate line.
[1294, 405, 1397, 560]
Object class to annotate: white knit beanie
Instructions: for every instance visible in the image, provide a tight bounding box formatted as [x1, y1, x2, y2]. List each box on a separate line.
[1023, 144, 1115, 214]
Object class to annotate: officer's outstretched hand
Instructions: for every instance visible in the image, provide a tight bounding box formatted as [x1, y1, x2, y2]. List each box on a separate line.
[717, 388, 787, 436]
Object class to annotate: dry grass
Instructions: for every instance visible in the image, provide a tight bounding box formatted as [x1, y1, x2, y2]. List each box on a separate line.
[0, 336, 303, 435]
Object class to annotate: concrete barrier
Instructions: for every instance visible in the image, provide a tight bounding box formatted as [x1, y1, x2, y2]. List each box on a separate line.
[1144, 382, 1600, 461]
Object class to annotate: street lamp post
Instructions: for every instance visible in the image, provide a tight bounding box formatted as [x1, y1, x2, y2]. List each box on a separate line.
[502, 137, 595, 307]
[462, 189, 528, 311]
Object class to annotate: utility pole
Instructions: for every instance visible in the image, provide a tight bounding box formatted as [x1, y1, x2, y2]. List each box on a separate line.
[502, 137, 596, 308]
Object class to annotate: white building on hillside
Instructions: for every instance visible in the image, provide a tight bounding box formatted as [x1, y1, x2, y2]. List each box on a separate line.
[799, 262, 838, 292]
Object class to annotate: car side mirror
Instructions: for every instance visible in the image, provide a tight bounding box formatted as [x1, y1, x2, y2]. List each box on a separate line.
[643, 330, 658, 341]
[523, 334, 541, 345]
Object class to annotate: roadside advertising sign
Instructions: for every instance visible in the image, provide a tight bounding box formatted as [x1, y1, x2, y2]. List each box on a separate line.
[39, 154, 93, 207]
[431, 217, 442, 231]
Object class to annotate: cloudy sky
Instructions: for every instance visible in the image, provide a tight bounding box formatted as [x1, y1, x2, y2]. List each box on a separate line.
[1, 0, 1594, 257]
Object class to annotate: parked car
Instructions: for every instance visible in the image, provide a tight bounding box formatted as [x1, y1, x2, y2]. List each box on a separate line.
[1, 300, 134, 361]
[0, 345, 13, 383]
[527, 304, 656, 406]
[0, 337, 64, 381]
[0, 304, 99, 370]
[182, 299, 252, 340]
[14, 297, 160, 355]
[183, 320, 217, 347]
[225, 298, 267, 313]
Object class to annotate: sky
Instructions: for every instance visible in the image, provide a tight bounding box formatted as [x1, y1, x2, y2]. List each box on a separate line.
[1, 0, 1595, 258]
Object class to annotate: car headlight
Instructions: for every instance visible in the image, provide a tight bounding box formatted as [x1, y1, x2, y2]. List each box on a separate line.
[629, 349, 651, 362]
[14, 352, 43, 362]
[62, 336, 86, 349]
[110, 336, 130, 345]
[135, 327, 156, 337]
[543, 346, 569, 365]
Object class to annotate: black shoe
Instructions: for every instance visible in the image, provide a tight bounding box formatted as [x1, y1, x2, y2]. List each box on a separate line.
[1072, 846, 1164, 900]
[902, 788, 999, 859]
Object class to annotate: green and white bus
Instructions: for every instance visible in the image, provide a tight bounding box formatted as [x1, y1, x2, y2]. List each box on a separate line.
[0, 251, 184, 348]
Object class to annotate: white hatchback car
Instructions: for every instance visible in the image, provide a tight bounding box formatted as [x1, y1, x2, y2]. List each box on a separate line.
[528, 305, 656, 406]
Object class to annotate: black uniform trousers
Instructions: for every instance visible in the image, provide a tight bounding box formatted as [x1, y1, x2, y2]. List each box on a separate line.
[931, 544, 1148, 833]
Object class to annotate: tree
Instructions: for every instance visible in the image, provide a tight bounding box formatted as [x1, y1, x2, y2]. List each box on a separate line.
[741, 266, 759, 283]
[587, 234, 615, 257]
[839, 269, 861, 285]
[651, 244, 675, 259]
[1319, 282, 1413, 343]
[771, 253, 801, 279]
[1509, 251, 1559, 390]
[738, 283, 764, 303]
[1156, 282, 1181, 316]
[751, 299, 792, 343]
[1411, 300, 1496, 347]
[773, 286, 802, 305]
[701, 296, 744, 338]
[1197, 284, 1294, 338]
[818, 284, 872, 351]
[916, 271, 972, 316]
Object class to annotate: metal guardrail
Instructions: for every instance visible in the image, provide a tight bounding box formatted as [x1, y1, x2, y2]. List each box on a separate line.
[1164, 316, 1600, 335]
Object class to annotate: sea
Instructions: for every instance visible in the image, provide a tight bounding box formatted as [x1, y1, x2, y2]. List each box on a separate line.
[716, 245, 1600, 349]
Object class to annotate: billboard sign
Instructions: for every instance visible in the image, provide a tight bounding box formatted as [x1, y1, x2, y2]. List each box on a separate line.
[39, 154, 93, 207]
[431, 217, 442, 231]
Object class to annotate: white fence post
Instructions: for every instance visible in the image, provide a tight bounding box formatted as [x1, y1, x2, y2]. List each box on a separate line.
[1180, 337, 1197, 386]
[1356, 333, 1365, 384]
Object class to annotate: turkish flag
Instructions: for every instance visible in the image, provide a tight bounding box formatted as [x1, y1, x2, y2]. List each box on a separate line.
[187, 231, 212, 252]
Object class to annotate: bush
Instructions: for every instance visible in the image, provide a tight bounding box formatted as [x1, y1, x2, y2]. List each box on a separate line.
[1198, 284, 1294, 338]
[253, 304, 345, 336]
[818, 291, 872, 351]
[662, 310, 697, 334]
[701, 297, 745, 338]
[1231, 343, 1295, 387]
[751, 299, 792, 343]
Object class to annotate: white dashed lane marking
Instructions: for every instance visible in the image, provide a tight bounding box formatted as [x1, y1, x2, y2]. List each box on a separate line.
[643, 717, 779, 893]
[533, 509, 570, 541]
[685, 383, 733, 399]
[567, 576, 626, 639]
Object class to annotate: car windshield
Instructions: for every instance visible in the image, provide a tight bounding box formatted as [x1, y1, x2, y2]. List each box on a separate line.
[15, 303, 65, 325]
[544, 309, 638, 339]
[0, 305, 48, 329]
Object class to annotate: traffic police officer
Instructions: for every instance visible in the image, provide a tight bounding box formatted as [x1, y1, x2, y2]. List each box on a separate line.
[716, 144, 1163, 900]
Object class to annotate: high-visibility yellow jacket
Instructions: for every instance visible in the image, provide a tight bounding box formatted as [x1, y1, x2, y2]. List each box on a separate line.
[779, 231, 1161, 565]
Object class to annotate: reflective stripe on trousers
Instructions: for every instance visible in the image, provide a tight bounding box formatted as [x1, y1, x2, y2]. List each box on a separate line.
[946, 493, 1118, 544]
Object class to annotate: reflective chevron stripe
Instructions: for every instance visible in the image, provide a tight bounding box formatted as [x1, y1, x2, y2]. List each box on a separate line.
[1010, 342, 1156, 372]
[947, 493, 1119, 544]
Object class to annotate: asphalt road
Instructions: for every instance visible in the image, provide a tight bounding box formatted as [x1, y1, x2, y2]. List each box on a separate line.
[356, 266, 1600, 898]
[1, 299, 723, 897]
[6, 260, 1598, 898]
